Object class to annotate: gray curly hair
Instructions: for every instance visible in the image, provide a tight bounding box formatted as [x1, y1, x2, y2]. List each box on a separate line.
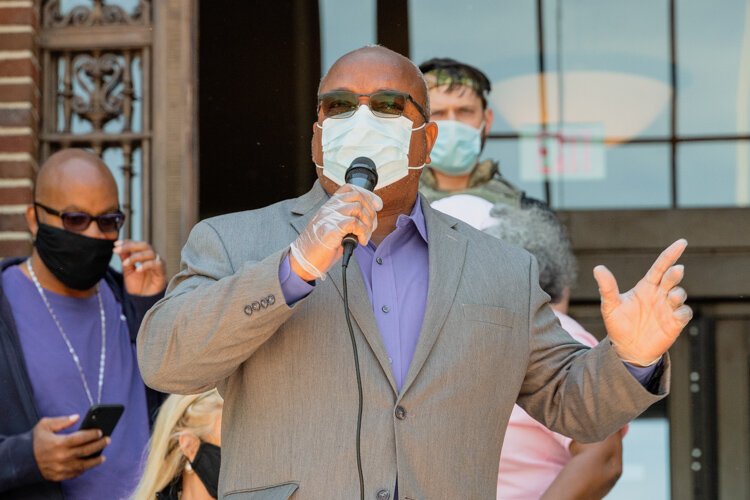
[483, 203, 578, 303]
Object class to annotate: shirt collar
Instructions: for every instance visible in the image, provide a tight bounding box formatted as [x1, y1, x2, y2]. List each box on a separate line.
[395, 194, 429, 244]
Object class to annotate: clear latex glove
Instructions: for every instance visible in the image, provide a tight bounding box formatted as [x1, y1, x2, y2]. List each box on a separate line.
[290, 184, 383, 280]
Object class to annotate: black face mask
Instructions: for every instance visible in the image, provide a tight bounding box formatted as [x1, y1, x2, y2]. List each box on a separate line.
[34, 223, 114, 290]
[190, 442, 221, 499]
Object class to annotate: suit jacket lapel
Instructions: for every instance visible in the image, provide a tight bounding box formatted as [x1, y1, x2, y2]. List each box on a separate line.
[399, 199, 468, 398]
[289, 183, 398, 394]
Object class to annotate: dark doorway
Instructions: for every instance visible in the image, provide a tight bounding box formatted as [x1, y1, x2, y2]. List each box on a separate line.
[198, 1, 321, 220]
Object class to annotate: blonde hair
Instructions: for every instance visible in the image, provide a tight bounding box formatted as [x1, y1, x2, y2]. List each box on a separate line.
[131, 389, 223, 500]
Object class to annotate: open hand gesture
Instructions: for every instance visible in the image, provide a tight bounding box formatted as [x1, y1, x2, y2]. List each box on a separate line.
[594, 239, 692, 366]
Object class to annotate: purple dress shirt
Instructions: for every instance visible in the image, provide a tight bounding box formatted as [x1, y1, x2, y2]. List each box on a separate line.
[279, 195, 657, 386]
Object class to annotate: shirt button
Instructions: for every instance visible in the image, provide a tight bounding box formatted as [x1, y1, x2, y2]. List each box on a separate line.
[395, 405, 407, 420]
[376, 489, 390, 500]
[376, 257, 383, 265]
[381, 305, 390, 313]
[388, 357, 393, 364]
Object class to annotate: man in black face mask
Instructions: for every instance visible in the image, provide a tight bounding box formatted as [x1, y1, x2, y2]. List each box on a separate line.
[0, 149, 167, 500]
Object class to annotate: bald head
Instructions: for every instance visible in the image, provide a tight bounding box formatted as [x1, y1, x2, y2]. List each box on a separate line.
[36, 149, 117, 201]
[320, 45, 430, 116]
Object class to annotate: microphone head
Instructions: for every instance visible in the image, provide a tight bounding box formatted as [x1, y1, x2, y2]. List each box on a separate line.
[345, 157, 378, 192]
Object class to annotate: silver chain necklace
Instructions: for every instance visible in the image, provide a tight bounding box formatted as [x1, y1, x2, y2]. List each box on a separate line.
[27, 260, 106, 406]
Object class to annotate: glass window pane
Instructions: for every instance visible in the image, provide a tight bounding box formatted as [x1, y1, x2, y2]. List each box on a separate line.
[606, 418, 670, 500]
[540, 0, 671, 140]
[59, 0, 141, 16]
[319, 0, 376, 74]
[549, 144, 671, 209]
[677, 0, 750, 135]
[482, 139, 546, 201]
[409, 0, 538, 134]
[677, 141, 750, 207]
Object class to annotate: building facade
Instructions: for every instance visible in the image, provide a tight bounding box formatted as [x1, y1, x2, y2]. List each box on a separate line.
[1, 1, 749, 498]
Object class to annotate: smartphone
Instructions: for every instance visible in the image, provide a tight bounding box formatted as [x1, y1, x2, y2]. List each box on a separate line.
[78, 404, 125, 458]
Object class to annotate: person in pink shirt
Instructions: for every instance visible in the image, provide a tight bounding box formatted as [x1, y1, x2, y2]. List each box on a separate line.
[484, 202, 625, 500]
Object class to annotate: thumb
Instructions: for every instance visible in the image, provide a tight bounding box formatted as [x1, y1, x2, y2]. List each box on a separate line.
[42, 414, 79, 433]
[594, 265, 621, 314]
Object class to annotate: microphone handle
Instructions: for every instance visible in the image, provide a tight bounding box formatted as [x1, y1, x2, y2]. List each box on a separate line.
[341, 233, 358, 267]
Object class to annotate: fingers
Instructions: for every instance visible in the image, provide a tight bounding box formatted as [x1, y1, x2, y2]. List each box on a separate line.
[59, 454, 107, 480]
[593, 265, 621, 314]
[70, 436, 110, 459]
[674, 304, 693, 325]
[122, 247, 156, 267]
[667, 286, 687, 308]
[114, 239, 151, 256]
[660, 264, 684, 292]
[334, 184, 383, 214]
[644, 239, 688, 286]
[41, 414, 79, 433]
[61, 428, 103, 448]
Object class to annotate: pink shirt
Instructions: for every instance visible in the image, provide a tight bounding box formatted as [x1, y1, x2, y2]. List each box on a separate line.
[497, 310, 598, 500]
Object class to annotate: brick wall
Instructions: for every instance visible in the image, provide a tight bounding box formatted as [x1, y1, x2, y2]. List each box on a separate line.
[0, 0, 38, 258]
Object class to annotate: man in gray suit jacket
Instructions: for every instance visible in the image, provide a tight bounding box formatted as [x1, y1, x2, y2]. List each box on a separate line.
[137, 46, 692, 499]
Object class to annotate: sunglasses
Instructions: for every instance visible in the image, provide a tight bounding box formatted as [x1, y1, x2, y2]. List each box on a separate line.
[34, 202, 126, 233]
[318, 90, 429, 122]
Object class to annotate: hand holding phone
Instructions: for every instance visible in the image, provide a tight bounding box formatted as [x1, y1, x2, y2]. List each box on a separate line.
[32, 413, 109, 482]
[78, 404, 124, 458]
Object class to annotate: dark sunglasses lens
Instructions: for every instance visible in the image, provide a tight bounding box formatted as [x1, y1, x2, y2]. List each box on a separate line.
[97, 213, 125, 232]
[61, 213, 92, 232]
[370, 92, 406, 117]
[321, 93, 358, 118]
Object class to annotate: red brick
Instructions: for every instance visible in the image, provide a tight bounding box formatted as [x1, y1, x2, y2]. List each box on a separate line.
[0, 82, 37, 102]
[0, 186, 32, 204]
[0, 213, 26, 231]
[0, 108, 36, 127]
[0, 160, 33, 178]
[0, 58, 38, 80]
[0, 133, 34, 151]
[0, 32, 34, 50]
[0, 7, 35, 26]
[0, 238, 31, 258]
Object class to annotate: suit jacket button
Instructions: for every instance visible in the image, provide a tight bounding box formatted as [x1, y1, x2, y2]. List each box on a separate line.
[243, 305, 253, 316]
[267, 294, 276, 305]
[395, 406, 407, 420]
[376, 489, 390, 500]
[252, 301, 261, 311]
[260, 298, 268, 309]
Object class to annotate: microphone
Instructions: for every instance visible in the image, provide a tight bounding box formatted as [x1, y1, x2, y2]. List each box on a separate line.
[342, 157, 378, 268]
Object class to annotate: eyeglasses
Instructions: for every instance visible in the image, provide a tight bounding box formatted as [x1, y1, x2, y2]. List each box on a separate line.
[318, 90, 429, 123]
[34, 202, 126, 233]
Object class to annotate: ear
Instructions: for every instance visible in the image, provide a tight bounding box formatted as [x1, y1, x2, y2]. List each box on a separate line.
[178, 432, 201, 462]
[423, 121, 439, 165]
[25, 204, 38, 238]
[483, 108, 494, 136]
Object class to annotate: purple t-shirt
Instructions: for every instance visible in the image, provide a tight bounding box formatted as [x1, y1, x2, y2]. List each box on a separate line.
[2, 265, 149, 500]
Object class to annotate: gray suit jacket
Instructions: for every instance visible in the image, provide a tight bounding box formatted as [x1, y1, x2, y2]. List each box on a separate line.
[137, 182, 668, 500]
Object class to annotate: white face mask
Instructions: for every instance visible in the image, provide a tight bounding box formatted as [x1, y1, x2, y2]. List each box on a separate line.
[316, 105, 425, 190]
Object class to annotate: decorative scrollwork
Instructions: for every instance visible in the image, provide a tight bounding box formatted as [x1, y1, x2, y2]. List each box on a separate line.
[43, 0, 150, 29]
[67, 52, 134, 131]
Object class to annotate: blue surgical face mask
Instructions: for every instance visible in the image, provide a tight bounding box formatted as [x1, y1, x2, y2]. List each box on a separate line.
[429, 120, 483, 176]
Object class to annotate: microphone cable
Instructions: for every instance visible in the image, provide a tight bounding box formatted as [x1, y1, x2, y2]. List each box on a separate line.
[341, 250, 365, 500]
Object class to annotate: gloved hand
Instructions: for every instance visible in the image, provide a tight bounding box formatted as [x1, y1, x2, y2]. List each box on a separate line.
[290, 184, 383, 281]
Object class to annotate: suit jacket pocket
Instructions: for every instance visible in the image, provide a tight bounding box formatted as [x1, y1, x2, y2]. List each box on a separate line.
[224, 482, 299, 500]
[462, 303, 515, 328]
